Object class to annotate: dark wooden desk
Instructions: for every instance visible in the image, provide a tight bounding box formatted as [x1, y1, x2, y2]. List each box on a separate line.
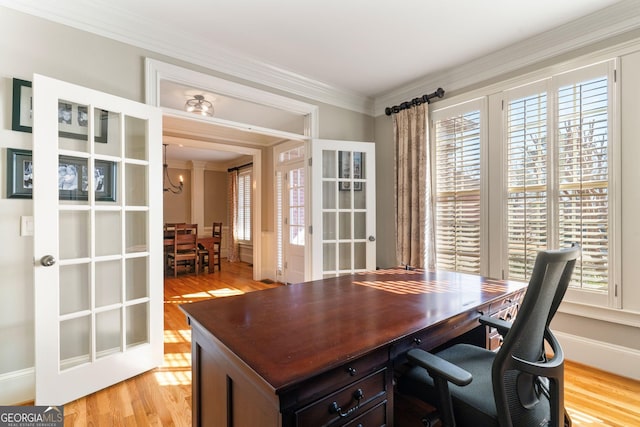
[181, 268, 527, 427]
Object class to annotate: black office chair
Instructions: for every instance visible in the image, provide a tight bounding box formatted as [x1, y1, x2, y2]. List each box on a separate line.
[398, 245, 580, 427]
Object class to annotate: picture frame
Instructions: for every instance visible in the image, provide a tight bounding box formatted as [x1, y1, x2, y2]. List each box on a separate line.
[12, 78, 109, 143]
[11, 78, 33, 133]
[6, 148, 33, 198]
[338, 151, 363, 191]
[6, 149, 117, 201]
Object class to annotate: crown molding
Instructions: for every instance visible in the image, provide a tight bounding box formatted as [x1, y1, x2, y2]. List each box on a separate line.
[374, 0, 640, 117]
[4, 1, 639, 119]
[0, 0, 375, 116]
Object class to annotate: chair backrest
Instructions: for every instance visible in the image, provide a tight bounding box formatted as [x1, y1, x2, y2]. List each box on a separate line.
[174, 223, 198, 255]
[492, 245, 580, 427]
[212, 222, 222, 238]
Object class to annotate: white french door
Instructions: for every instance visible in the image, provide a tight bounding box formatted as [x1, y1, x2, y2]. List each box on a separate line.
[33, 74, 163, 405]
[282, 163, 306, 284]
[310, 140, 376, 279]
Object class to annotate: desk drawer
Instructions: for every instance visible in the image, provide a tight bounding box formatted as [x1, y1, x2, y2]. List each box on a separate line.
[389, 333, 428, 363]
[488, 290, 524, 316]
[343, 400, 387, 427]
[295, 368, 388, 427]
[282, 349, 388, 410]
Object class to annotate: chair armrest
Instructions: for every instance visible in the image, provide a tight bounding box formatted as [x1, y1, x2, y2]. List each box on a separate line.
[407, 349, 472, 386]
[478, 315, 512, 337]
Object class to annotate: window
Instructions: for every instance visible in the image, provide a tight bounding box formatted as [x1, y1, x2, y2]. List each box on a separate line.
[237, 169, 252, 242]
[433, 101, 483, 274]
[431, 60, 617, 308]
[505, 61, 615, 304]
[288, 167, 305, 246]
[506, 88, 548, 279]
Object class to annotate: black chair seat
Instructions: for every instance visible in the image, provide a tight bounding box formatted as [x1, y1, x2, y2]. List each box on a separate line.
[398, 245, 580, 427]
[399, 343, 552, 426]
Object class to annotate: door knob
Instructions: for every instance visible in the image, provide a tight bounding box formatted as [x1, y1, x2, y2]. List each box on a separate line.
[368, 235, 376, 242]
[40, 255, 56, 267]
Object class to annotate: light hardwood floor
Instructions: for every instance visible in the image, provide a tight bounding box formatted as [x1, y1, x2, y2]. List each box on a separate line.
[55, 262, 639, 426]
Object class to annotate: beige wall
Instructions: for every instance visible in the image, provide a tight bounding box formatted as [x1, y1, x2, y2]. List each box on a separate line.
[163, 167, 191, 223]
[374, 116, 396, 268]
[204, 170, 228, 226]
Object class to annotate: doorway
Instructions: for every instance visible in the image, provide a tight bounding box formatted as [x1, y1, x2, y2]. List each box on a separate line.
[275, 142, 306, 284]
[147, 58, 319, 282]
[161, 132, 263, 280]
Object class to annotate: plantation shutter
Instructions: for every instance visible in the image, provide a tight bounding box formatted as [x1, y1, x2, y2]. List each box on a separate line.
[434, 109, 482, 273]
[504, 64, 611, 295]
[506, 90, 548, 280]
[237, 170, 252, 242]
[557, 75, 609, 291]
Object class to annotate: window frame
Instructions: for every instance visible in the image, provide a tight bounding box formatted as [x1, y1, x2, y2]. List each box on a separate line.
[429, 59, 620, 310]
[501, 61, 620, 308]
[236, 168, 253, 243]
[431, 98, 489, 276]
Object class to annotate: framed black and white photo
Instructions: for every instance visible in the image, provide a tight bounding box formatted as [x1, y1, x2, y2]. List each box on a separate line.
[83, 160, 116, 201]
[6, 149, 117, 201]
[57, 101, 109, 143]
[338, 151, 363, 191]
[6, 148, 34, 198]
[12, 78, 109, 143]
[58, 155, 116, 201]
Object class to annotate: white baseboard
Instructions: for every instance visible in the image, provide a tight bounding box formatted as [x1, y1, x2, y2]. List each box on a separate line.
[0, 367, 34, 405]
[556, 331, 640, 380]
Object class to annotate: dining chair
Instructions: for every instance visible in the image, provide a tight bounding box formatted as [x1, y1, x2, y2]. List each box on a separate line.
[167, 223, 199, 277]
[199, 222, 222, 273]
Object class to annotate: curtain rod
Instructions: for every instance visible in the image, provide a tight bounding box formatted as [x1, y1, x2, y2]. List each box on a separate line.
[384, 87, 445, 116]
[227, 162, 253, 172]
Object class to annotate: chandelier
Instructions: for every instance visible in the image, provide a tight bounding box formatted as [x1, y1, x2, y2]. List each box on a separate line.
[163, 144, 183, 194]
[185, 94, 214, 116]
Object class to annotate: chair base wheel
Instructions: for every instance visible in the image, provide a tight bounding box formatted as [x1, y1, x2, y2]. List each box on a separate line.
[421, 412, 441, 427]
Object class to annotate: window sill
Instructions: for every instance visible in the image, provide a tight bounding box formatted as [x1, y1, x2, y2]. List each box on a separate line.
[559, 301, 640, 328]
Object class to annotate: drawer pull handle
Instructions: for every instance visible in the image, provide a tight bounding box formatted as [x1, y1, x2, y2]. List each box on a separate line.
[347, 367, 357, 376]
[328, 388, 364, 418]
[413, 337, 422, 345]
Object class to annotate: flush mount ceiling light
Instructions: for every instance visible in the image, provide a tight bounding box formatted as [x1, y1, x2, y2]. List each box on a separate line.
[185, 94, 214, 117]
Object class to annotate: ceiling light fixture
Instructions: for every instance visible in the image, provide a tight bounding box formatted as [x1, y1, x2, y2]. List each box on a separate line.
[185, 94, 214, 116]
[163, 143, 183, 194]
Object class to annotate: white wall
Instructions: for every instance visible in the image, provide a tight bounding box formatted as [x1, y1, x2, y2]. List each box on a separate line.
[0, 6, 372, 404]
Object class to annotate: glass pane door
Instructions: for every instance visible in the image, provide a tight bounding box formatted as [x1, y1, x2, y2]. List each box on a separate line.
[311, 140, 376, 279]
[33, 74, 163, 405]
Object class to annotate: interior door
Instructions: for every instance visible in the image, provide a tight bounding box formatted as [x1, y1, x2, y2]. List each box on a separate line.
[33, 74, 163, 405]
[310, 140, 376, 279]
[283, 163, 306, 284]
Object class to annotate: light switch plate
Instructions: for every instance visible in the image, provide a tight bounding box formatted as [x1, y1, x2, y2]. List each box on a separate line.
[21, 215, 34, 236]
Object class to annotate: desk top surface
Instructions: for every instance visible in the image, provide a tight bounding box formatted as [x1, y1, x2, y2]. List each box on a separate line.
[180, 268, 526, 394]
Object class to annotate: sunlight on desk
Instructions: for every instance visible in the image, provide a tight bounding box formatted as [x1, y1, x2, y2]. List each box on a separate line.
[353, 278, 514, 295]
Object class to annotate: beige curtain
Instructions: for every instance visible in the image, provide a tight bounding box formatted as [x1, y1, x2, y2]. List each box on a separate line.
[394, 103, 436, 269]
[227, 170, 240, 262]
